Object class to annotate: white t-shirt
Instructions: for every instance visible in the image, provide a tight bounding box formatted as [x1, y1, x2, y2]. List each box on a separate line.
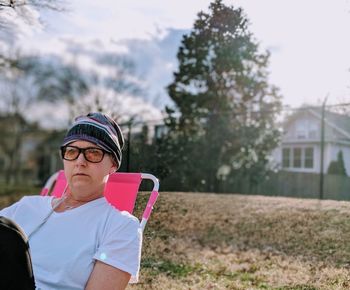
[0, 196, 142, 290]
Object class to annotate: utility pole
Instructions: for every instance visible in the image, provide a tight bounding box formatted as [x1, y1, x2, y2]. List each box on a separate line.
[126, 120, 133, 172]
[319, 96, 328, 199]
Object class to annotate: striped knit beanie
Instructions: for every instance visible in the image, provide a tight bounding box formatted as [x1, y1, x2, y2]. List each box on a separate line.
[62, 112, 124, 168]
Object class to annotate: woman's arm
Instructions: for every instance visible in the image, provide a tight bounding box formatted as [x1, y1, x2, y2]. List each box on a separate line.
[85, 261, 131, 290]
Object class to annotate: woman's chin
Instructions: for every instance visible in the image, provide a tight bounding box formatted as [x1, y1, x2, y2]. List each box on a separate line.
[70, 182, 92, 194]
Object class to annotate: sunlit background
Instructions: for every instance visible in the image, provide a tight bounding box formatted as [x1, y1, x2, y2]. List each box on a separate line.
[1, 0, 350, 196]
[2, 0, 350, 128]
[3, 2, 350, 288]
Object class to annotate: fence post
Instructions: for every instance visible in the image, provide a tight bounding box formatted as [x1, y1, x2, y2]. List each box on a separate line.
[319, 96, 328, 199]
[126, 120, 132, 172]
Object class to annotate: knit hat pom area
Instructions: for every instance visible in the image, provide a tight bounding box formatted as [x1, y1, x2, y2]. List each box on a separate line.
[62, 112, 125, 168]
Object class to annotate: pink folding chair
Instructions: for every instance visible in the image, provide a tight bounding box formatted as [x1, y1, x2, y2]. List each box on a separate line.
[40, 170, 159, 231]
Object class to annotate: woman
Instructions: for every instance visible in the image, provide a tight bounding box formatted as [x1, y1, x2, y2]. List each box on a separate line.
[0, 112, 142, 290]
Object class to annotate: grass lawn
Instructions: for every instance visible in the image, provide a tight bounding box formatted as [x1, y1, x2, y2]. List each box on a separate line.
[130, 192, 350, 290]
[2, 191, 350, 289]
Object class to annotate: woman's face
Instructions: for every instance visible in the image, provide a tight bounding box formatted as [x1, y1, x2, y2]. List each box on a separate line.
[63, 140, 117, 201]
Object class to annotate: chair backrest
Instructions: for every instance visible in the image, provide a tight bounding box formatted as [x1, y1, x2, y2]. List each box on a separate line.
[40, 171, 67, 199]
[104, 172, 142, 213]
[41, 170, 159, 231]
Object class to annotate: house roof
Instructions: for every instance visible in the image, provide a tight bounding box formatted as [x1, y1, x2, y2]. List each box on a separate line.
[309, 108, 350, 137]
[284, 107, 350, 139]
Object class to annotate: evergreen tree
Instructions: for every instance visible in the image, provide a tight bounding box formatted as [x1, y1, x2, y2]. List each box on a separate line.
[327, 150, 347, 176]
[162, 0, 282, 192]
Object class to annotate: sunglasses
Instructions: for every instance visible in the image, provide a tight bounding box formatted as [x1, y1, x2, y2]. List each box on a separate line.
[60, 145, 108, 163]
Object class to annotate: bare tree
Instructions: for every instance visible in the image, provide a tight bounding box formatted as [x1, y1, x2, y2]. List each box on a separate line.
[0, 49, 52, 184]
[0, 46, 148, 184]
[0, 0, 65, 10]
[0, 0, 66, 44]
[72, 58, 145, 121]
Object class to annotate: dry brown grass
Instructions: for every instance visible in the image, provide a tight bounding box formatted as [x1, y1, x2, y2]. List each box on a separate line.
[130, 192, 350, 290]
[2, 191, 350, 289]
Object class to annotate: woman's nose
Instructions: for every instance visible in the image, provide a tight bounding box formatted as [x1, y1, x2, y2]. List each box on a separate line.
[75, 152, 88, 165]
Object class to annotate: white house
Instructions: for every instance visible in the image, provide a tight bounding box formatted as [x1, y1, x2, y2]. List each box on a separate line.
[272, 108, 350, 175]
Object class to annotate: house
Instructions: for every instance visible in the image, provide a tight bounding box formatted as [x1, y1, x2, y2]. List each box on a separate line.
[272, 107, 350, 175]
[154, 124, 169, 140]
[0, 113, 42, 183]
[0, 113, 65, 184]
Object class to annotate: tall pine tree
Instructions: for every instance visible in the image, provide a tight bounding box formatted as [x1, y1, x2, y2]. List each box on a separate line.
[163, 0, 282, 192]
[327, 150, 347, 176]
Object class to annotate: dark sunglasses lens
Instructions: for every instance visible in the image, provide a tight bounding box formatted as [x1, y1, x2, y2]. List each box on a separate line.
[61, 146, 105, 163]
[62, 146, 79, 160]
[84, 148, 104, 162]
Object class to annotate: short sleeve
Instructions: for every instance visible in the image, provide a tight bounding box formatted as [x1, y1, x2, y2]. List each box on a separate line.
[93, 213, 142, 283]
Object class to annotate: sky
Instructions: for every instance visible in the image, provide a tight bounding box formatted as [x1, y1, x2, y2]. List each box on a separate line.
[7, 0, 350, 126]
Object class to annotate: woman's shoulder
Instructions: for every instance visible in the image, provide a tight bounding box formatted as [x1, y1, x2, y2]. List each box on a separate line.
[17, 195, 52, 208]
[20, 195, 52, 203]
[0, 195, 52, 218]
[104, 203, 140, 228]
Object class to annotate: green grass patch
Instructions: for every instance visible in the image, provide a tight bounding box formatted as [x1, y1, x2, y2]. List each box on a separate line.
[141, 258, 195, 278]
[274, 285, 319, 290]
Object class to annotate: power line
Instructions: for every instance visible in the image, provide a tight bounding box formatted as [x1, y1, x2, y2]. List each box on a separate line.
[3, 102, 350, 132]
[116, 102, 350, 128]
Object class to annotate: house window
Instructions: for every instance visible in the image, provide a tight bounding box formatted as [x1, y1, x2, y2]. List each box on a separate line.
[304, 147, 314, 168]
[296, 120, 307, 139]
[293, 148, 302, 168]
[282, 147, 314, 169]
[308, 123, 318, 139]
[308, 130, 317, 139]
[154, 125, 168, 139]
[282, 148, 290, 168]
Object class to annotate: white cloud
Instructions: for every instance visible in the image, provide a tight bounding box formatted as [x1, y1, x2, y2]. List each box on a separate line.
[27, 91, 163, 130]
[0, 5, 42, 47]
[13, 0, 350, 113]
[27, 101, 70, 129]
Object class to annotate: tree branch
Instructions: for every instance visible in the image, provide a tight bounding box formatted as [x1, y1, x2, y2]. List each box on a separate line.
[0, 0, 67, 12]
